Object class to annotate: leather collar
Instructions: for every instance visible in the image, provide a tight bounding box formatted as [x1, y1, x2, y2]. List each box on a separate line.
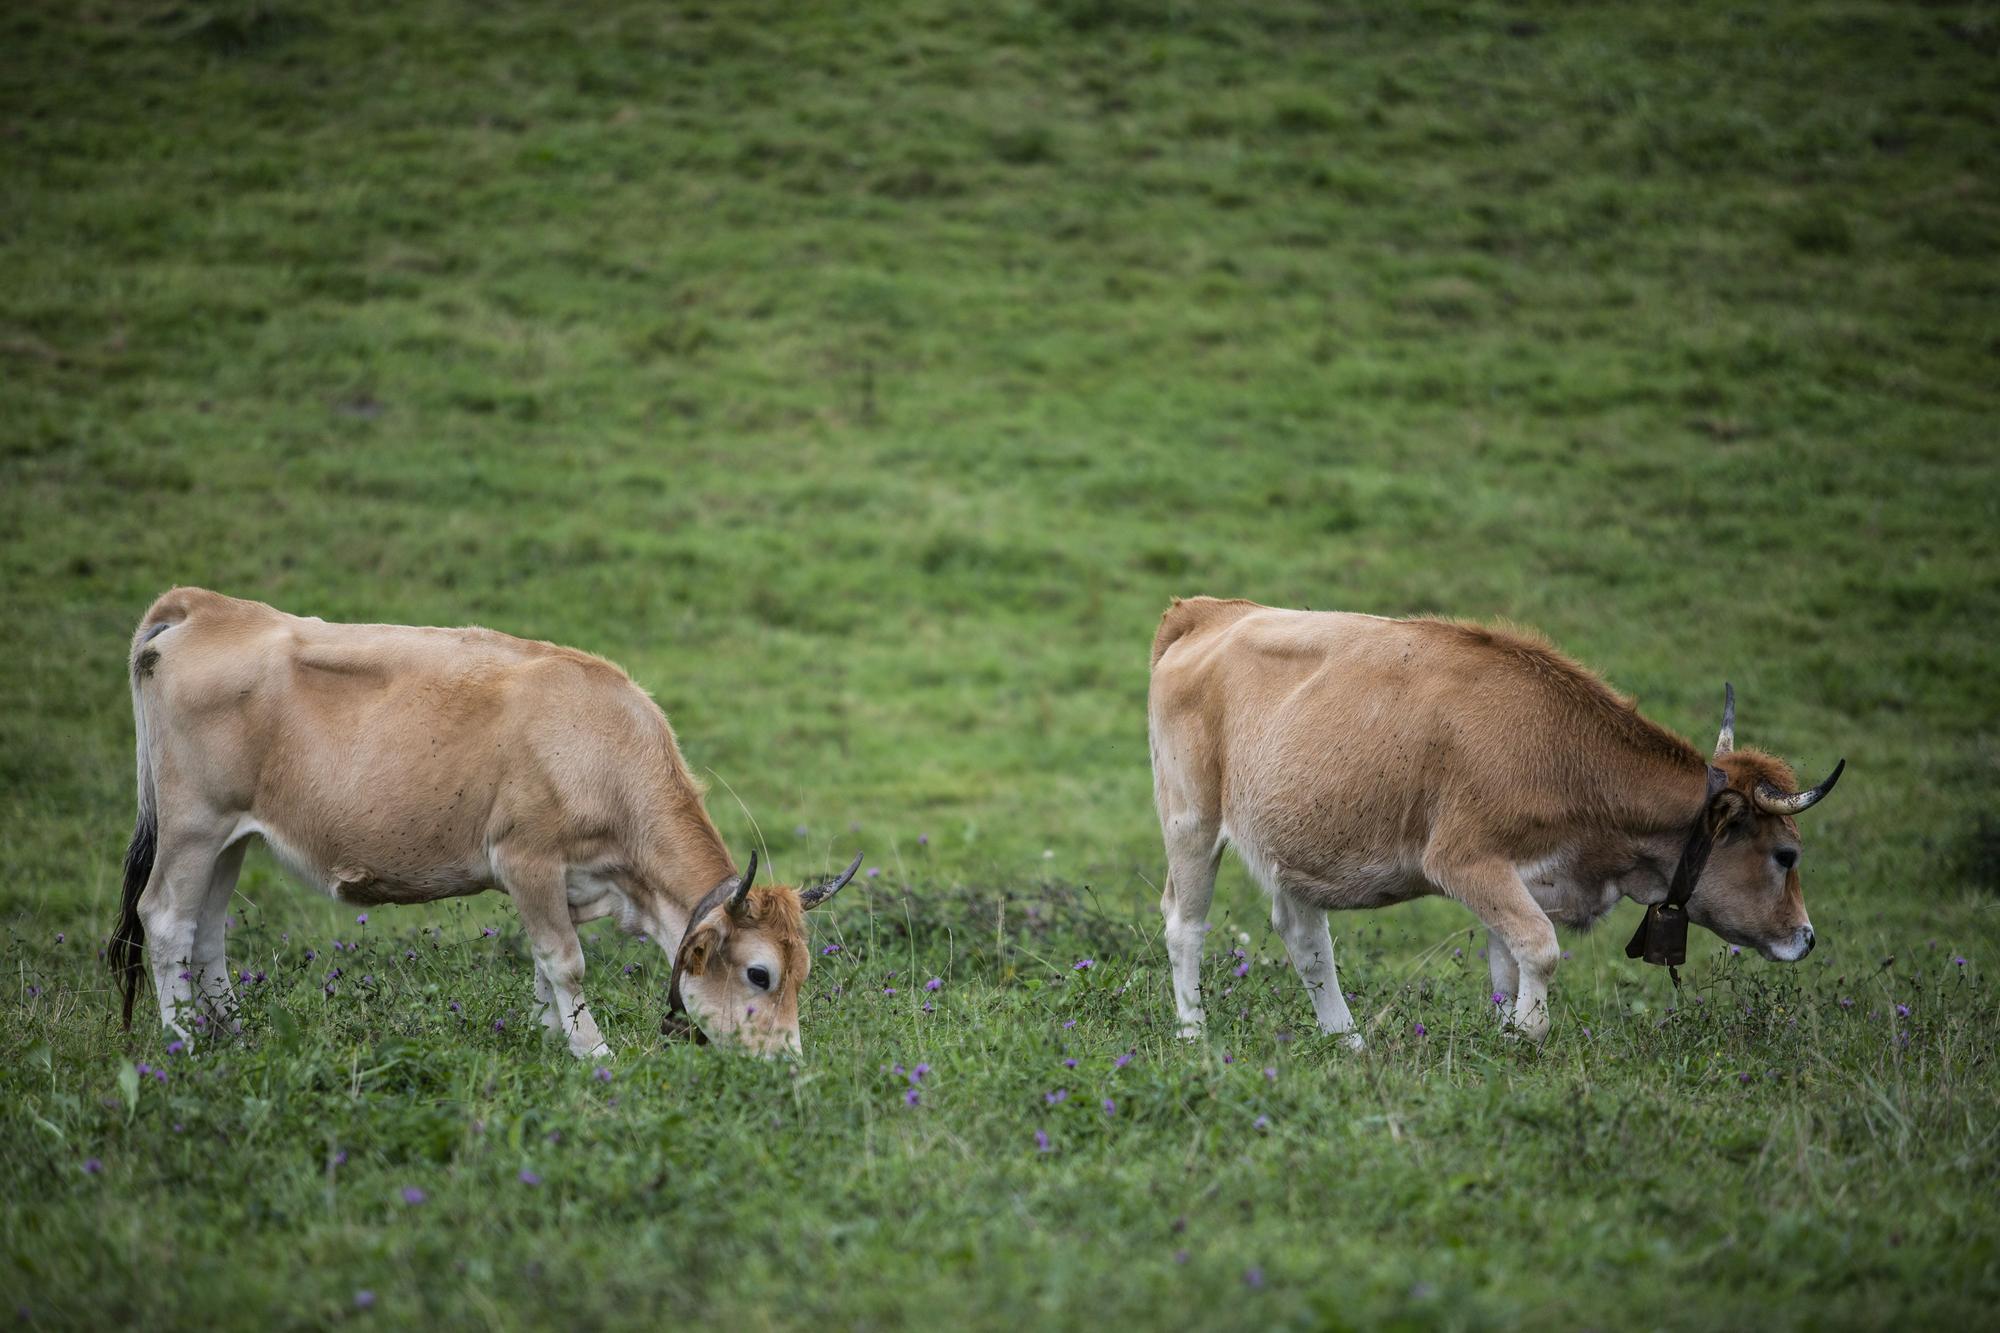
[1625, 765, 1729, 970]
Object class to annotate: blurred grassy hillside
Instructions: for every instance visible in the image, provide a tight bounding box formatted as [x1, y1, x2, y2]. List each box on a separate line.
[4, 1, 1997, 920]
[1, 3, 1997, 1324]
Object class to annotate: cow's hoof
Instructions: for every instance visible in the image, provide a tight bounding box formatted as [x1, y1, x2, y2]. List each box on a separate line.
[1176, 1023, 1205, 1041]
[1334, 1031, 1365, 1052]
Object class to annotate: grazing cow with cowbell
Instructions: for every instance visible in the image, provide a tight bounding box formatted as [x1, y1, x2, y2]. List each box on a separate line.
[109, 587, 861, 1058]
[1148, 598, 1845, 1044]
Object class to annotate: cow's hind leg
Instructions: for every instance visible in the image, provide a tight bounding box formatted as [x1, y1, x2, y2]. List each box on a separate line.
[190, 840, 248, 1029]
[1270, 890, 1363, 1050]
[137, 823, 231, 1045]
[1427, 854, 1560, 1041]
[501, 853, 611, 1059]
[1158, 813, 1222, 1040]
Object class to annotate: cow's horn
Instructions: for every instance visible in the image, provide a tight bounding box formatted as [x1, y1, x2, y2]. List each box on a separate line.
[1754, 759, 1845, 817]
[799, 852, 864, 910]
[1714, 682, 1735, 759]
[727, 848, 759, 915]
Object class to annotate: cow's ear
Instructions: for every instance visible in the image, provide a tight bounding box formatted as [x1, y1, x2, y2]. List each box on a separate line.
[681, 924, 720, 977]
[1707, 789, 1752, 839]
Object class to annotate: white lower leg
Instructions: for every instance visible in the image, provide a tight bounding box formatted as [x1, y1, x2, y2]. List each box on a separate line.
[1164, 908, 1208, 1038]
[144, 912, 198, 1044]
[532, 964, 564, 1035]
[540, 959, 610, 1059]
[1486, 929, 1520, 1026]
[1272, 893, 1362, 1050]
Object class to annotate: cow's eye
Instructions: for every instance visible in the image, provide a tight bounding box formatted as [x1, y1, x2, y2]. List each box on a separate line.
[1774, 848, 1798, 871]
[746, 965, 773, 991]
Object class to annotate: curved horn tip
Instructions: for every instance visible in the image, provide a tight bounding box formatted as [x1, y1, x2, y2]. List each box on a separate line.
[728, 848, 760, 911]
[801, 851, 865, 910]
[1713, 681, 1736, 758]
[1755, 757, 1846, 816]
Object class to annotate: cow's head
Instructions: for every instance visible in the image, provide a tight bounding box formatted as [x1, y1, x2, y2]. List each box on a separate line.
[662, 850, 860, 1055]
[1686, 686, 1844, 962]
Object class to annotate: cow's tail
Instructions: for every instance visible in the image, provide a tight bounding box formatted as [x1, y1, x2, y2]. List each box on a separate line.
[110, 617, 172, 1031]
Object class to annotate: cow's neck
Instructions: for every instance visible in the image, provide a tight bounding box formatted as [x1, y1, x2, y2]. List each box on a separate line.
[1609, 757, 1719, 908]
[629, 798, 739, 945]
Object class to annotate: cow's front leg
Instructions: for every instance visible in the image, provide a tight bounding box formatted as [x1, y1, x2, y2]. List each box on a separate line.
[502, 855, 612, 1060]
[1429, 854, 1560, 1041]
[1485, 929, 1520, 1026]
[1270, 890, 1363, 1050]
[531, 962, 565, 1037]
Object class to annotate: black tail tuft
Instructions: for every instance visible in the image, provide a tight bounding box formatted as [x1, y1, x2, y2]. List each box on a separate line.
[110, 810, 155, 1031]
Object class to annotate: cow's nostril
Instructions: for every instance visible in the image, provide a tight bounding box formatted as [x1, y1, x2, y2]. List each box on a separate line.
[1801, 927, 1816, 956]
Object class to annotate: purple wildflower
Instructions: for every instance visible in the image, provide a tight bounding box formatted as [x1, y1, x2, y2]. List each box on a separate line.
[1234, 961, 1250, 978]
[883, 987, 896, 996]
[1222, 1052, 1234, 1064]
[1413, 1022, 1428, 1037]
[921, 1001, 935, 1013]
[911, 1063, 930, 1081]
[866, 867, 881, 879]
[904, 1089, 919, 1108]
[822, 944, 842, 956]
[1245, 1267, 1264, 1290]
[492, 1018, 505, 1032]
[1896, 1004, 1911, 1018]
[1730, 945, 1742, 957]
[925, 977, 942, 992]
[1739, 1072, 1752, 1084]
[1263, 1067, 1277, 1082]
[623, 963, 636, 975]
[55, 932, 63, 944]
[1491, 991, 1508, 1007]
[1034, 1129, 1050, 1153]
[401, 1186, 427, 1205]
[1045, 1088, 1068, 1105]
[83, 1158, 102, 1175]
[918, 833, 929, 846]
[1063, 1019, 1076, 1029]
[1955, 956, 1968, 967]
[593, 1066, 612, 1083]
[482, 927, 498, 938]
[1113, 1050, 1133, 1069]
[355, 1291, 376, 1310]
[519, 1169, 541, 1186]
[356, 914, 368, 926]
[793, 824, 807, 837]
[1073, 958, 1094, 971]
[448, 1001, 461, 1013]
[1102, 1098, 1116, 1116]
[166, 1039, 185, 1055]
[335, 1150, 349, 1165]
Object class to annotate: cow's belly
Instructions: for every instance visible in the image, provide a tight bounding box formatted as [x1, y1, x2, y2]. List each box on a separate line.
[1229, 824, 1434, 911]
[237, 813, 494, 906]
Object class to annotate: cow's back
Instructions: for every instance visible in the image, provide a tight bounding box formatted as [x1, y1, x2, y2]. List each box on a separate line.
[1149, 599, 1704, 902]
[136, 589, 683, 899]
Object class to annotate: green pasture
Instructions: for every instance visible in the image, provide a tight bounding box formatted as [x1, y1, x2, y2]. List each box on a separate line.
[2, 1, 1996, 1326]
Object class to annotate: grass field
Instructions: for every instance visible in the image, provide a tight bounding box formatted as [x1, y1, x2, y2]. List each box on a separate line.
[4, 0, 1999, 1326]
